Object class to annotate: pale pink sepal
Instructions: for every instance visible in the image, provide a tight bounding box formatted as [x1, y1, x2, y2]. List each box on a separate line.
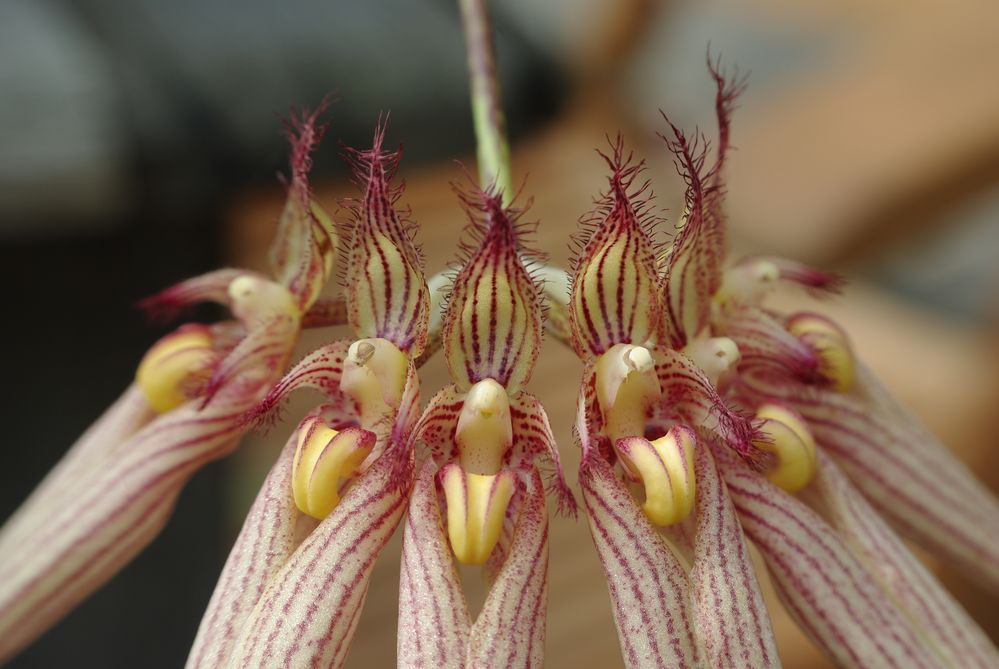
[667, 445, 780, 669]
[186, 428, 317, 669]
[579, 452, 700, 669]
[802, 450, 999, 668]
[0, 400, 255, 663]
[466, 467, 549, 669]
[715, 447, 949, 669]
[398, 460, 472, 668]
[760, 366, 999, 593]
[0, 384, 154, 550]
[225, 445, 414, 669]
[398, 463, 550, 669]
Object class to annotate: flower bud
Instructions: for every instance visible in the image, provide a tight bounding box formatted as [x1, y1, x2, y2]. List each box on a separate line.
[615, 426, 697, 526]
[441, 464, 516, 565]
[753, 403, 817, 492]
[136, 324, 216, 413]
[227, 275, 300, 328]
[682, 336, 741, 386]
[292, 417, 376, 519]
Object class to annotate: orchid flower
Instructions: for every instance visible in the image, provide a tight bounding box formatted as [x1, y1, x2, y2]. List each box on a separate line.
[185, 122, 433, 669]
[556, 60, 999, 668]
[0, 106, 339, 663]
[397, 184, 574, 668]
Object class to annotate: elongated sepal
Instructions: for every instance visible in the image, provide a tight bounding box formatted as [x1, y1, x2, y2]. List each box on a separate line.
[226, 445, 413, 669]
[136, 324, 217, 412]
[720, 256, 844, 303]
[753, 403, 817, 492]
[569, 139, 660, 356]
[0, 401, 260, 664]
[441, 464, 516, 565]
[270, 104, 338, 311]
[443, 187, 544, 393]
[342, 124, 430, 355]
[615, 427, 696, 526]
[467, 468, 549, 668]
[292, 418, 376, 519]
[672, 444, 780, 668]
[716, 446, 950, 669]
[187, 431, 317, 669]
[398, 460, 472, 668]
[578, 453, 700, 668]
[786, 312, 855, 391]
[748, 366, 999, 592]
[801, 451, 999, 668]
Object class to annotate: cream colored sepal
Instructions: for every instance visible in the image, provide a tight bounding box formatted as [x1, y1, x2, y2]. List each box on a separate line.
[441, 464, 516, 565]
[753, 403, 817, 492]
[136, 324, 216, 413]
[454, 378, 513, 476]
[339, 338, 409, 428]
[227, 275, 300, 328]
[594, 343, 662, 442]
[292, 417, 376, 519]
[615, 427, 696, 526]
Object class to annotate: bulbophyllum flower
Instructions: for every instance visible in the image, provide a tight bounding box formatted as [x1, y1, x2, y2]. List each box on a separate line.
[0, 106, 339, 663]
[186, 123, 430, 669]
[563, 61, 999, 668]
[397, 185, 573, 668]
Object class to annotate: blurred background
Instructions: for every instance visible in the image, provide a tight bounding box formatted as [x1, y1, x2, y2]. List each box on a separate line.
[2, 0, 998, 666]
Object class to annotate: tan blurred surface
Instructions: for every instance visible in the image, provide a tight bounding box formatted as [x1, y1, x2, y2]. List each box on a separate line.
[220, 0, 999, 666]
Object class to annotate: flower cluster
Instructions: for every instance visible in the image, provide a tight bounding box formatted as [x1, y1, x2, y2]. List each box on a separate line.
[1, 62, 998, 669]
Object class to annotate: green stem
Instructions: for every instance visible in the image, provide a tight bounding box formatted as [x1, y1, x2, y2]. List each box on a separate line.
[459, 0, 512, 203]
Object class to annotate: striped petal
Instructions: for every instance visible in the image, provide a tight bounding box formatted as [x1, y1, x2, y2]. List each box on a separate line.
[578, 451, 700, 668]
[342, 122, 430, 356]
[270, 104, 339, 312]
[225, 442, 414, 669]
[745, 366, 999, 592]
[665, 444, 780, 668]
[800, 450, 999, 667]
[721, 305, 825, 385]
[398, 460, 472, 668]
[442, 185, 543, 395]
[568, 137, 661, 356]
[186, 426, 317, 669]
[659, 62, 743, 347]
[715, 446, 949, 669]
[250, 340, 352, 426]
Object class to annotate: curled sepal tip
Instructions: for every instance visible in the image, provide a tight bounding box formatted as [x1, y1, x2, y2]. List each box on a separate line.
[441, 463, 516, 565]
[752, 403, 817, 493]
[342, 122, 430, 355]
[786, 312, 855, 391]
[443, 185, 544, 394]
[136, 324, 217, 413]
[569, 138, 660, 357]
